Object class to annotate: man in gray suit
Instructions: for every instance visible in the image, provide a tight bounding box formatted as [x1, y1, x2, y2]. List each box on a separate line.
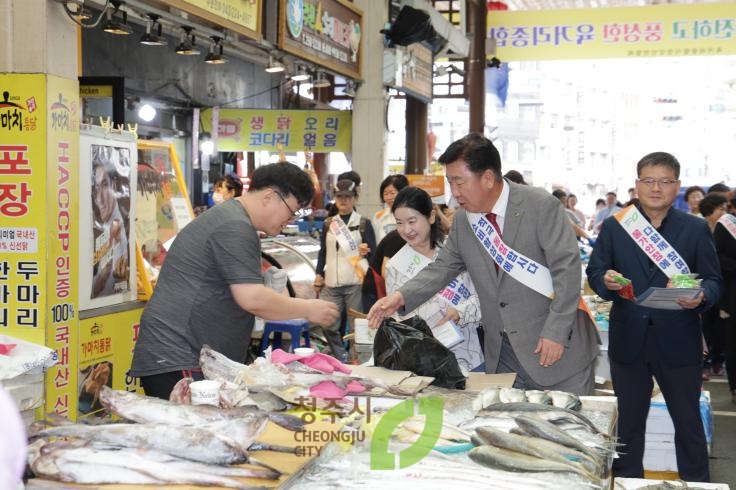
[367, 133, 599, 394]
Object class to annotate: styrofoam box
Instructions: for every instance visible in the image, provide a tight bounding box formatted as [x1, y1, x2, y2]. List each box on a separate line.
[0, 368, 44, 411]
[616, 478, 729, 490]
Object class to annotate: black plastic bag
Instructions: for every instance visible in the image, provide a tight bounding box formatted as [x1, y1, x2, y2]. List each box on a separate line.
[373, 316, 466, 389]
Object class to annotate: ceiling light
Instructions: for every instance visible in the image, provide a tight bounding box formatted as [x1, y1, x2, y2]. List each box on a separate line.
[265, 56, 285, 73]
[204, 36, 227, 64]
[175, 26, 200, 55]
[140, 14, 167, 46]
[102, 1, 132, 35]
[343, 80, 357, 97]
[138, 103, 156, 122]
[291, 65, 310, 82]
[312, 71, 331, 88]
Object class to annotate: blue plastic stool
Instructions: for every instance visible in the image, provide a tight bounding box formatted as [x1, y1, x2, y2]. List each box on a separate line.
[260, 319, 311, 355]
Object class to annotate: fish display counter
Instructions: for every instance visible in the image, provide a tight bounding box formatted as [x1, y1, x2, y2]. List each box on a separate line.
[261, 236, 321, 300]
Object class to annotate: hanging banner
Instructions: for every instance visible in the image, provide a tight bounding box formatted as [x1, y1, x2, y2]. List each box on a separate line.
[0, 75, 50, 346]
[163, 0, 261, 40]
[487, 3, 736, 61]
[46, 75, 81, 419]
[278, 0, 362, 79]
[201, 108, 352, 152]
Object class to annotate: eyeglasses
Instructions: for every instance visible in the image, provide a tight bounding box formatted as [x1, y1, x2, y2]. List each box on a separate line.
[636, 178, 679, 188]
[274, 191, 310, 219]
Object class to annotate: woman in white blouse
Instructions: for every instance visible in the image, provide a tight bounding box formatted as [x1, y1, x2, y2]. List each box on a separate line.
[372, 174, 409, 243]
[384, 186, 485, 373]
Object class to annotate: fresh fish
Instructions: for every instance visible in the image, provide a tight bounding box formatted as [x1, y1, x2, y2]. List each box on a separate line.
[547, 390, 582, 411]
[459, 416, 519, 432]
[468, 444, 601, 485]
[499, 387, 527, 403]
[99, 385, 298, 431]
[514, 414, 612, 463]
[479, 402, 608, 437]
[475, 426, 602, 477]
[200, 344, 249, 382]
[30, 442, 275, 488]
[32, 420, 262, 465]
[525, 390, 552, 405]
[35, 424, 252, 465]
[400, 416, 472, 442]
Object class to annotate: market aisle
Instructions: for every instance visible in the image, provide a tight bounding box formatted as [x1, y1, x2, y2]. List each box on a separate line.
[706, 376, 736, 485]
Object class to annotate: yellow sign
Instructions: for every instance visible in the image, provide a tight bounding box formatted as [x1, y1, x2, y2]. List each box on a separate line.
[201, 108, 352, 152]
[0, 74, 49, 346]
[78, 307, 143, 419]
[167, 0, 261, 39]
[79, 86, 113, 97]
[487, 3, 736, 61]
[46, 75, 80, 419]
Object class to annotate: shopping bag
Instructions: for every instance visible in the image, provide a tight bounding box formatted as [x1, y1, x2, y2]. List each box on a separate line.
[373, 316, 466, 389]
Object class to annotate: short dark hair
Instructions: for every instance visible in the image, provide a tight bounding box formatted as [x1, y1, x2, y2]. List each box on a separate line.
[596, 198, 605, 206]
[636, 152, 680, 179]
[684, 185, 704, 202]
[391, 186, 444, 250]
[222, 174, 243, 197]
[708, 182, 731, 194]
[379, 174, 409, 203]
[699, 192, 727, 217]
[249, 162, 314, 208]
[504, 169, 526, 185]
[551, 189, 567, 201]
[438, 133, 502, 181]
[606, 191, 617, 198]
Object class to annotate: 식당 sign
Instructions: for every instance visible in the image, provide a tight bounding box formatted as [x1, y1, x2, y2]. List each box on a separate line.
[487, 3, 736, 61]
[200, 108, 352, 153]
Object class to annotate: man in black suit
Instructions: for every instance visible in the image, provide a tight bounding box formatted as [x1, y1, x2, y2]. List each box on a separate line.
[586, 152, 722, 482]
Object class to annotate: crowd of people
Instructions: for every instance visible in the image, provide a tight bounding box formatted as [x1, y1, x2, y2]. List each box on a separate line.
[125, 133, 735, 484]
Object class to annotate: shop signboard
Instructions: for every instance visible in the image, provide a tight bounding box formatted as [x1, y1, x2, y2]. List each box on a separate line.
[78, 128, 138, 312]
[0, 73, 82, 418]
[407, 175, 446, 200]
[46, 76, 81, 419]
[278, 0, 362, 80]
[78, 307, 143, 419]
[201, 108, 352, 152]
[487, 3, 736, 61]
[163, 0, 261, 40]
[0, 75, 48, 346]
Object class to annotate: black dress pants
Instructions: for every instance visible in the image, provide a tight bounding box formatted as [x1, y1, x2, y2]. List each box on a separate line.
[611, 326, 709, 482]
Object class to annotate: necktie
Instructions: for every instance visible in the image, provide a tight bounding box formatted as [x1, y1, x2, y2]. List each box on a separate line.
[486, 212, 502, 272]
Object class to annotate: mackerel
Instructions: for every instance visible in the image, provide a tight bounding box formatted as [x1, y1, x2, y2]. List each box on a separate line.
[468, 444, 601, 485]
[514, 414, 612, 461]
[480, 401, 607, 436]
[475, 426, 602, 477]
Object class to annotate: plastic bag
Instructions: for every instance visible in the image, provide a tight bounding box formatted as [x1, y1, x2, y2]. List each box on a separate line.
[373, 316, 466, 389]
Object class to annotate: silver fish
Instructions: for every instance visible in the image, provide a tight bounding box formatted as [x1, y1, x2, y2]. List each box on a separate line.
[33, 417, 272, 465]
[525, 390, 552, 405]
[468, 444, 601, 485]
[514, 414, 611, 463]
[475, 426, 602, 477]
[30, 441, 270, 489]
[499, 387, 527, 403]
[547, 390, 583, 411]
[480, 402, 607, 437]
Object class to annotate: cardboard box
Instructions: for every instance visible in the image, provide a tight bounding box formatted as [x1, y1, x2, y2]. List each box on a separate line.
[616, 477, 729, 489]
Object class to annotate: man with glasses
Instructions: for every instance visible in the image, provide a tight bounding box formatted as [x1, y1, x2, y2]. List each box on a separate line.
[131, 162, 340, 399]
[368, 133, 600, 394]
[586, 152, 722, 482]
